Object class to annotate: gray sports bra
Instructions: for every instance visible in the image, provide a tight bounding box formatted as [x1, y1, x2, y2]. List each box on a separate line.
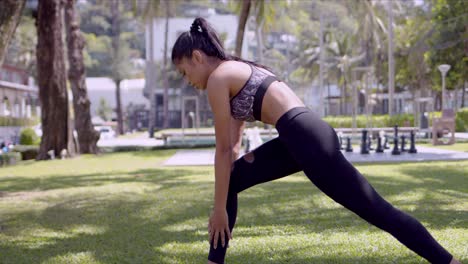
[230, 64, 279, 122]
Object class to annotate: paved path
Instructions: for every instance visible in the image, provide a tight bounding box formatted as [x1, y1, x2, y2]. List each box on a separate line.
[164, 146, 468, 166]
[97, 138, 164, 147]
[455, 132, 468, 139]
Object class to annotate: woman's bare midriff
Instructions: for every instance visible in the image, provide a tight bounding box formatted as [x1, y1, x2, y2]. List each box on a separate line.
[260, 81, 306, 126]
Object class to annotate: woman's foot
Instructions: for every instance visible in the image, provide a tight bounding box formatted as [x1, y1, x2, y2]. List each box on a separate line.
[208, 258, 462, 264]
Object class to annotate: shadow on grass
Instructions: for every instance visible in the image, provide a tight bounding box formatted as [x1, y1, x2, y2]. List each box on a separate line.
[0, 166, 213, 263]
[0, 167, 207, 193]
[128, 149, 176, 158]
[0, 162, 466, 263]
[231, 161, 467, 229]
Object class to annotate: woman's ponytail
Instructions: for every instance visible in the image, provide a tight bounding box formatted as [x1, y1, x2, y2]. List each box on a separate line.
[172, 17, 271, 71]
[189, 17, 228, 60]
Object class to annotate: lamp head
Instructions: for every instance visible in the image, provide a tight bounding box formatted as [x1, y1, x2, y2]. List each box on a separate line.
[438, 64, 451, 75]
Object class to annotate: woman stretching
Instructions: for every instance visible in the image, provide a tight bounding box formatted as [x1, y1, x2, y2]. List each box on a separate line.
[171, 17, 461, 264]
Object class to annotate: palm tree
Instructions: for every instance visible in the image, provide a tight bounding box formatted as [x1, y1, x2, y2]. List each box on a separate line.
[110, 0, 125, 135]
[161, 0, 171, 129]
[133, 0, 178, 135]
[133, 0, 161, 137]
[0, 0, 26, 65]
[346, 0, 405, 115]
[327, 34, 365, 115]
[235, 0, 252, 57]
[64, 0, 100, 154]
[345, 0, 387, 66]
[234, 0, 282, 60]
[252, 0, 282, 63]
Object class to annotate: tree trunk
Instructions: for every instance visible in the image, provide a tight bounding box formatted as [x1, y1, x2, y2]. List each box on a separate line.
[36, 0, 76, 160]
[462, 80, 466, 108]
[387, 0, 395, 116]
[111, 0, 124, 135]
[435, 92, 442, 111]
[343, 75, 348, 115]
[338, 71, 343, 115]
[147, 18, 156, 137]
[162, 1, 170, 129]
[0, 0, 26, 65]
[115, 79, 124, 134]
[255, 5, 264, 64]
[235, 0, 251, 57]
[65, 0, 100, 154]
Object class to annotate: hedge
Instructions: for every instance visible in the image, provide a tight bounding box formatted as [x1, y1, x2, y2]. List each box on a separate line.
[0, 116, 39, 127]
[12, 145, 39, 160]
[456, 108, 468, 132]
[323, 114, 415, 129]
[0, 152, 22, 167]
[323, 108, 468, 132]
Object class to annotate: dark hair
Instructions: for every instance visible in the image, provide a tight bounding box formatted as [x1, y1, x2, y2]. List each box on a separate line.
[171, 17, 268, 69]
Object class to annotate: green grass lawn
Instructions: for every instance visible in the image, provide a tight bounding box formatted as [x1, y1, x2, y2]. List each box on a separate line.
[419, 142, 468, 152]
[0, 151, 467, 264]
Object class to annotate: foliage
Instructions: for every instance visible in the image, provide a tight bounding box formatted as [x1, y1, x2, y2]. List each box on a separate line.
[77, 0, 144, 78]
[394, 5, 433, 93]
[427, 0, 468, 92]
[4, 13, 37, 78]
[249, 0, 466, 106]
[97, 97, 112, 121]
[455, 107, 468, 132]
[19, 127, 39, 145]
[0, 151, 21, 167]
[0, 0, 26, 65]
[0, 116, 38, 127]
[324, 109, 467, 132]
[324, 114, 415, 128]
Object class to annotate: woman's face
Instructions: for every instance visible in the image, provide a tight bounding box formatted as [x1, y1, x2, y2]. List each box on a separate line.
[175, 51, 209, 90]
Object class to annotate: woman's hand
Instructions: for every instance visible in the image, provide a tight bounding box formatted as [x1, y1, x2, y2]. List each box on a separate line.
[208, 208, 231, 249]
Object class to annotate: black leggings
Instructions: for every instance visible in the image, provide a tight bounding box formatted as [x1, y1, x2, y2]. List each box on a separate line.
[208, 107, 452, 264]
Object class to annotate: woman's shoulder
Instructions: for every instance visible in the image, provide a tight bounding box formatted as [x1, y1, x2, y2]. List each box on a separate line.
[210, 60, 251, 82]
[217, 60, 250, 73]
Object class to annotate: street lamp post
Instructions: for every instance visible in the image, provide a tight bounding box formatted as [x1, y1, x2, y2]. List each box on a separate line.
[437, 64, 451, 110]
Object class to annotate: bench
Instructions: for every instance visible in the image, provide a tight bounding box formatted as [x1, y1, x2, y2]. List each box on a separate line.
[432, 109, 456, 145]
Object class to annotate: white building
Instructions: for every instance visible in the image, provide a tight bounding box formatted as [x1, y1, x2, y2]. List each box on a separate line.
[145, 10, 248, 62]
[85, 77, 183, 128]
[0, 64, 39, 119]
[86, 78, 149, 118]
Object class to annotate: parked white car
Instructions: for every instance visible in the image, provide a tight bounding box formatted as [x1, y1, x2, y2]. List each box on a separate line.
[94, 126, 116, 139]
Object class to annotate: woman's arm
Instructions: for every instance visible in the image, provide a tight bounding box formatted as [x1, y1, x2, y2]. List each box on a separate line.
[206, 71, 234, 248]
[230, 118, 245, 161]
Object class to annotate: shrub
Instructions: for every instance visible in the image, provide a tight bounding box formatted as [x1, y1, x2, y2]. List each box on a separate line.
[12, 145, 39, 160]
[0, 152, 22, 167]
[20, 128, 39, 145]
[323, 110, 468, 131]
[456, 108, 468, 132]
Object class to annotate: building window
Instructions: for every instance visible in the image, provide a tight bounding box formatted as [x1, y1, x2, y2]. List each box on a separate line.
[382, 99, 388, 114]
[3, 97, 11, 116]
